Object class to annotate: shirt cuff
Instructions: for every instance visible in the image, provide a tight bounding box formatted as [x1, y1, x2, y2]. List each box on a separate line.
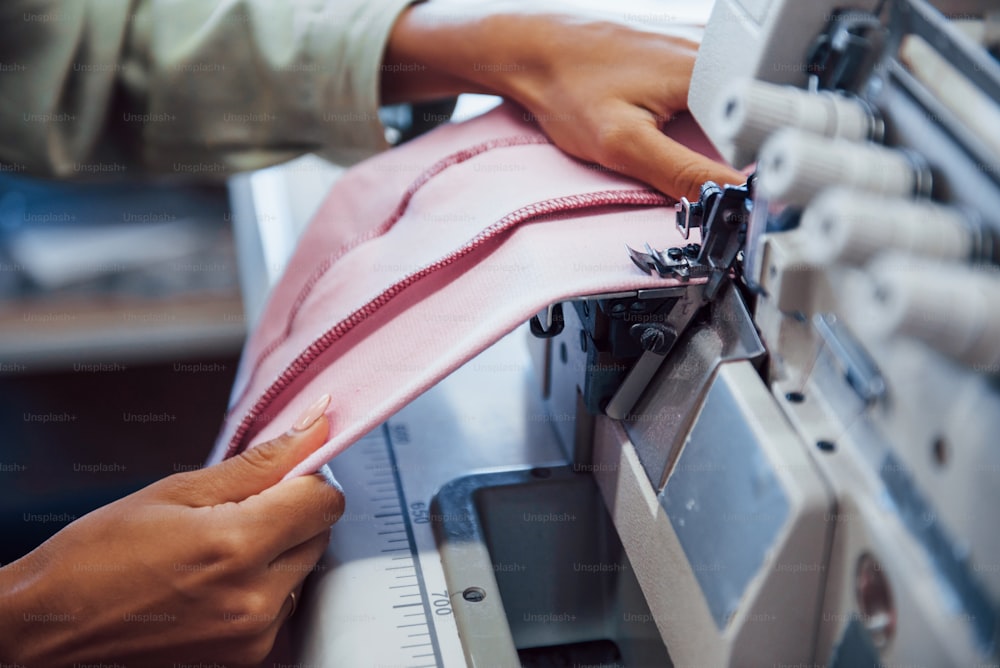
[308, 0, 420, 166]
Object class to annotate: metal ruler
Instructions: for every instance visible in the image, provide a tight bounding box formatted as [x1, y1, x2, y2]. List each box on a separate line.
[291, 328, 566, 667]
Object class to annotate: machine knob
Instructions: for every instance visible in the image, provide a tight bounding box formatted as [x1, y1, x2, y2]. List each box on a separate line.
[849, 256, 1000, 370]
[757, 129, 931, 207]
[799, 188, 974, 265]
[716, 79, 881, 168]
[631, 323, 677, 355]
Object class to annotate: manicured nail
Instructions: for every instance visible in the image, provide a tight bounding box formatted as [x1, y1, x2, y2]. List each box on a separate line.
[291, 394, 331, 432]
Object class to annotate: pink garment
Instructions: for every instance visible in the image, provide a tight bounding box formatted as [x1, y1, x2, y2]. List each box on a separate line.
[208, 105, 715, 477]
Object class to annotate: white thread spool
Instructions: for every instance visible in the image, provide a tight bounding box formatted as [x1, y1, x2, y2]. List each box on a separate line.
[799, 189, 973, 265]
[716, 79, 879, 168]
[850, 256, 1000, 370]
[757, 129, 929, 207]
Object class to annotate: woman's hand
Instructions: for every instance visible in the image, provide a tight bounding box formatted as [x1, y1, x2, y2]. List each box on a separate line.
[382, 4, 744, 201]
[0, 395, 343, 666]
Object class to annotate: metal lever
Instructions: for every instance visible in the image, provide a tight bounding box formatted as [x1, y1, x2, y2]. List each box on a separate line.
[813, 312, 886, 405]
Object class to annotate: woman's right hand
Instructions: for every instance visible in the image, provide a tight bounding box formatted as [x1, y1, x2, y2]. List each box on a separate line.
[382, 3, 745, 202]
[0, 394, 343, 666]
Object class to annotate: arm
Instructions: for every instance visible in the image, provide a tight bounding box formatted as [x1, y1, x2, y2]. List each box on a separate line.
[382, 3, 743, 199]
[0, 0, 417, 176]
[1, 1, 739, 198]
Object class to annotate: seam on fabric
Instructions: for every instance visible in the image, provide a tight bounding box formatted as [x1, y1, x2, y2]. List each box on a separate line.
[228, 134, 551, 413]
[225, 188, 671, 457]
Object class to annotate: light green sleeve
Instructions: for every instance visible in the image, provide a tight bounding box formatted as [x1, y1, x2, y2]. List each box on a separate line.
[0, 0, 417, 178]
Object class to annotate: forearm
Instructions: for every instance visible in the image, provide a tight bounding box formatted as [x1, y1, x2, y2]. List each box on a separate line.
[381, 4, 553, 106]
[382, 2, 741, 199]
[0, 555, 63, 664]
[381, 5, 499, 104]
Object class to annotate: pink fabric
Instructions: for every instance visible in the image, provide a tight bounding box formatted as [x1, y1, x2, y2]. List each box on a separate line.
[208, 105, 714, 476]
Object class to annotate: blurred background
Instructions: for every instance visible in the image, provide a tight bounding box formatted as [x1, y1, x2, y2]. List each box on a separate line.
[0, 174, 244, 564]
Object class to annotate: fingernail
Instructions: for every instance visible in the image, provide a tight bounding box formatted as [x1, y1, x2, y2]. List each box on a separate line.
[291, 394, 331, 432]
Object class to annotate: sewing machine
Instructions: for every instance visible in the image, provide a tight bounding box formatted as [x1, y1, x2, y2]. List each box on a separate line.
[231, 0, 1000, 665]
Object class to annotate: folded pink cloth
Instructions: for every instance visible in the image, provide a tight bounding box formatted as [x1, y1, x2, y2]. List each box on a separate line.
[208, 104, 715, 477]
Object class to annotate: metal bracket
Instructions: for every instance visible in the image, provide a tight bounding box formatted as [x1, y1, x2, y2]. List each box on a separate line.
[529, 303, 565, 339]
[604, 282, 706, 420]
[627, 242, 705, 281]
[609, 177, 756, 419]
[628, 177, 754, 301]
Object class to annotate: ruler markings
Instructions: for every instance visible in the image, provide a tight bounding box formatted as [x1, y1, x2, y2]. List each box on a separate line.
[383, 423, 444, 667]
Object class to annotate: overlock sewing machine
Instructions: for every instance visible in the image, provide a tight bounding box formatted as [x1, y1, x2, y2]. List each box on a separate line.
[242, 0, 1000, 665]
